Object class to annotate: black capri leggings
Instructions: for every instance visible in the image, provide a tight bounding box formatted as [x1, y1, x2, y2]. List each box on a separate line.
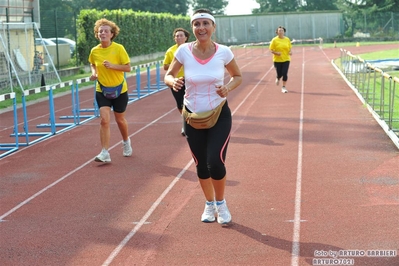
[170, 84, 186, 110]
[274, 61, 290, 82]
[184, 101, 232, 180]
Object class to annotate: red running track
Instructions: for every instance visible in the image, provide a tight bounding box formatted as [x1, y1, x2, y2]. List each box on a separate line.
[0, 43, 398, 266]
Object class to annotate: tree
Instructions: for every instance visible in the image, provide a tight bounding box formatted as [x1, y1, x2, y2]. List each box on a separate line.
[336, 0, 397, 12]
[190, 0, 229, 15]
[86, 0, 189, 15]
[253, 0, 300, 13]
[298, 0, 338, 11]
[335, 0, 398, 36]
[253, 0, 340, 13]
[129, 0, 189, 15]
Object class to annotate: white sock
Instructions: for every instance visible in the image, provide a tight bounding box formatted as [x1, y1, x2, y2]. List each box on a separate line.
[216, 199, 225, 206]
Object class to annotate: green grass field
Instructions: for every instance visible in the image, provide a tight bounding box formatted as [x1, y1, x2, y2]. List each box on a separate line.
[334, 45, 399, 130]
[357, 50, 399, 61]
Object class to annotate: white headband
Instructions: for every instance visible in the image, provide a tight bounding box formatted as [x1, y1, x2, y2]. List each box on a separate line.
[190, 13, 215, 24]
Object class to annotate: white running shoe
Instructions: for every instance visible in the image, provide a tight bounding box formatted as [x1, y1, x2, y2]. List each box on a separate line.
[275, 78, 279, 86]
[94, 150, 111, 163]
[201, 201, 216, 223]
[181, 127, 186, 136]
[281, 87, 288, 93]
[216, 199, 232, 224]
[123, 138, 133, 157]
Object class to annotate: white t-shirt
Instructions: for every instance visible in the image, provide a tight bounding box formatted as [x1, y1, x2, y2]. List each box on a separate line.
[175, 42, 234, 113]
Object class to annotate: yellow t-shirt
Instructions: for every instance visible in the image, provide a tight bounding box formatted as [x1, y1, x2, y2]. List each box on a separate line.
[164, 44, 184, 78]
[269, 36, 292, 63]
[88, 42, 130, 93]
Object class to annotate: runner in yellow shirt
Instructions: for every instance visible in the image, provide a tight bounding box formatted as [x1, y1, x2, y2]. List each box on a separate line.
[89, 18, 132, 163]
[163, 28, 190, 136]
[269, 26, 292, 93]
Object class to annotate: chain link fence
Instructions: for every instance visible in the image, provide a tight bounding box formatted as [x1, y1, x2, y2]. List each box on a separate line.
[214, 12, 343, 44]
[0, 8, 78, 94]
[0, 22, 61, 94]
[39, 9, 79, 66]
[214, 11, 399, 45]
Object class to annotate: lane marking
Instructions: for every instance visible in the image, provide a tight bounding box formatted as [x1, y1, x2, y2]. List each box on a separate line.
[231, 65, 275, 116]
[102, 160, 193, 266]
[286, 220, 307, 223]
[291, 47, 305, 266]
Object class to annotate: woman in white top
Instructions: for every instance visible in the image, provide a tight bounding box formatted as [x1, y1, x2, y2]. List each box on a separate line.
[164, 8, 242, 225]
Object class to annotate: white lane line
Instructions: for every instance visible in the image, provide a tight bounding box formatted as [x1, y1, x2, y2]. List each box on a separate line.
[231, 65, 275, 116]
[291, 47, 305, 266]
[0, 108, 176, 222]
[102, 159, 193, 266]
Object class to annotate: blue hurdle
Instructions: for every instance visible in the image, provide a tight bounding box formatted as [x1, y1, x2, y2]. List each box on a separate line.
[129, 60, 168, 103]
[60, 77, 99, 124]
[0, 92, 19, 158]
[10, 82, 74, 145]
[1, 59, 168, 158]
[35, 81, 77, 134]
